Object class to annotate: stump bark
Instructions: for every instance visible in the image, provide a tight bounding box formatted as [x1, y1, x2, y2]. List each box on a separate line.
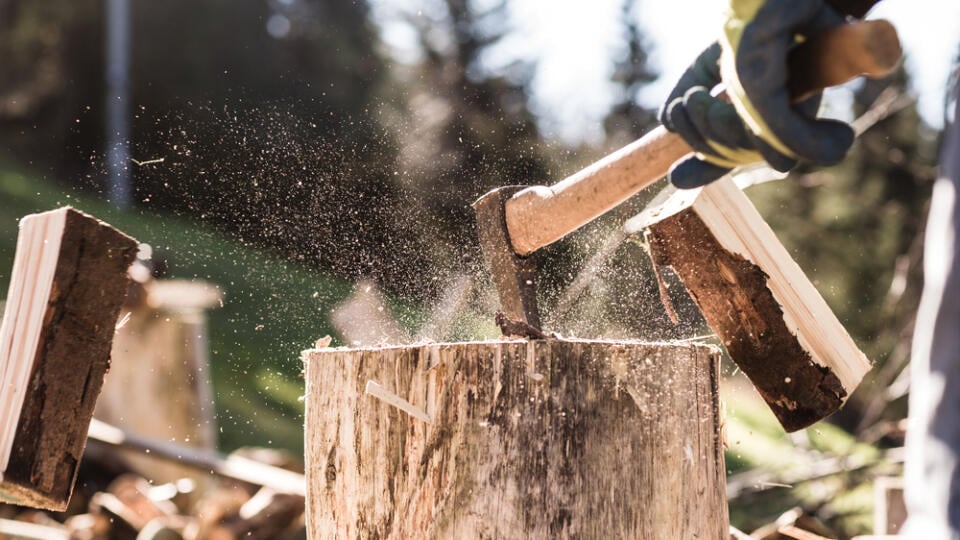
[303, 339, 727, 539]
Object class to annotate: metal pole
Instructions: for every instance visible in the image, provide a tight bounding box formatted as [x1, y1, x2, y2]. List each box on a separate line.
[105, 0, 131, 208]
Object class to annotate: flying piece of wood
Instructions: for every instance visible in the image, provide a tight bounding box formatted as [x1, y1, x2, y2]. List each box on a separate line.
[0, 207, 138, 510]
[625, 177, 872, 431]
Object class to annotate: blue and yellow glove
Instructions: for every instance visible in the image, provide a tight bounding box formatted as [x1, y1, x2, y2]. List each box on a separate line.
[659, 0, 856, 189]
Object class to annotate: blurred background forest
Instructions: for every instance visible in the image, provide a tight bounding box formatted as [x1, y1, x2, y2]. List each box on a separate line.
[0, 0, 952, 535]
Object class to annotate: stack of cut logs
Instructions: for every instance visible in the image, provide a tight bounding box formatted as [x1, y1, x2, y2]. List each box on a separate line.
[0, 448, 306, 540]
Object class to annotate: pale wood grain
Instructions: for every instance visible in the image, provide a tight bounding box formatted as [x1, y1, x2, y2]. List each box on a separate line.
[303, 339, 727, 539]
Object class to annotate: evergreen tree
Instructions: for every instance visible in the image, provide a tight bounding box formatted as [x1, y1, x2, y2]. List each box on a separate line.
[603, 0, 658, 144]
[380, 0, 554, 296]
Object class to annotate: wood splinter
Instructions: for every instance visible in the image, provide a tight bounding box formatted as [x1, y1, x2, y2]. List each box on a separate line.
[364, 380, 433, 424]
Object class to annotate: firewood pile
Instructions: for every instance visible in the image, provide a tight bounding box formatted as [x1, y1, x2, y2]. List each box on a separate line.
[0, 444, 306, 540]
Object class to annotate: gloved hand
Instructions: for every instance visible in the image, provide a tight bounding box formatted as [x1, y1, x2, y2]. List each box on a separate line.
[659, 0, 856, 189]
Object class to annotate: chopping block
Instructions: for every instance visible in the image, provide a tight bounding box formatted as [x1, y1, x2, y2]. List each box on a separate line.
[302, 339, 727, 539]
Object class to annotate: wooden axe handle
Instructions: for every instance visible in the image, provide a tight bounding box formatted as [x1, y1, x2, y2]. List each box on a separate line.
[503, 19, 902, 257]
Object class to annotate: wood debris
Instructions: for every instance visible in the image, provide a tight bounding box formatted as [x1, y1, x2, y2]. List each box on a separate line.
[0, 444, 306, 540]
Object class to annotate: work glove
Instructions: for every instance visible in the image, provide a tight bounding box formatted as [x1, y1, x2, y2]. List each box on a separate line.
[659, 0, 856, 189]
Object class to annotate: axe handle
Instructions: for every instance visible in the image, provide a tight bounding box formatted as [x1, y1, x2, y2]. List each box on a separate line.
[503, 19, 901, 257]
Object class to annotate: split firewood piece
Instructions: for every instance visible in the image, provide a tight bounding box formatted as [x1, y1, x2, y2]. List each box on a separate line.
[749, 507, 836, 539]
[0, 517, 69, 540]
[86, 419, 306, 497]
[91, 474, 178, 532]
[0, 207, 138, 510]
[213, 487, 306, 540]
[64, 513, 113, 539]
[626, 177, 872, 432]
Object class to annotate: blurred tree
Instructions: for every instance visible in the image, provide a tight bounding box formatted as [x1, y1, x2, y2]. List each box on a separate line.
[120, 0, 439, 295]
[375, 0, 557, 302]
[0, 0, 414, 294]
[603, 0, 658, 144]
[0, 0, 101, 174]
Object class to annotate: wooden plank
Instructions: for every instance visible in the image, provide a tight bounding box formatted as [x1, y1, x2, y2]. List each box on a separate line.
[303, 339, 728, 539]
[625, 178, 871, 431]
[86, 419, 306, 497]
[0, 207, 138, 510]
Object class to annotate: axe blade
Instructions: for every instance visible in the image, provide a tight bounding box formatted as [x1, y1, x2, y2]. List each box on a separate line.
[473, 186, 541, 329]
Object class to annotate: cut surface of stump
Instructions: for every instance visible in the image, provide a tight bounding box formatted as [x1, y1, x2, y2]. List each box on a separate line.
[303, 339, 727, 539]
[625, 178, 872, 431]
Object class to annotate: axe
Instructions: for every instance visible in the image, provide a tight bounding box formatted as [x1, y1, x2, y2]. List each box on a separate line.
[474, 18, 902, 330]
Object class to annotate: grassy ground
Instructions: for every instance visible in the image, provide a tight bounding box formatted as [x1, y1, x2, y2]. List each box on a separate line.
[721, 378, 895, 536]
[0, 160, 361, 453]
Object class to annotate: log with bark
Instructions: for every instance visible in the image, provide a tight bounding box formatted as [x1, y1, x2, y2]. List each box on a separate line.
[95, 265, 222, 497]
[0, 207, 138, 510]
[303, 338, 728, 539]
[625, 177, 872, 432]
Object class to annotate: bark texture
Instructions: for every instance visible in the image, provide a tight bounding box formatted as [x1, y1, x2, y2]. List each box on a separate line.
[629, 178, 871, 433]
[303, 339, 727, 539]
[646, 210, 844, 432]
[3, 208, 138, 510]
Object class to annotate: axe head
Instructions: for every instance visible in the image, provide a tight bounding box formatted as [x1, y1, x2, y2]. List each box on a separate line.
[473, 186, 542, 330]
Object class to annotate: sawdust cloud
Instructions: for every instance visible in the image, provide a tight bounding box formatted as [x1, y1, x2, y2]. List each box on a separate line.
[80, 97, 707, 350]
[64, 96, 721, 451]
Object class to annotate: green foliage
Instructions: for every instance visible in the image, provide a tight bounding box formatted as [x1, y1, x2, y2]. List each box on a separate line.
[0, 157, 356, 453]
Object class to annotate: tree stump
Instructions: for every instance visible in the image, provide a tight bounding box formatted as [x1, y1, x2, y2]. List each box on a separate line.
[302, 339, 727, 539]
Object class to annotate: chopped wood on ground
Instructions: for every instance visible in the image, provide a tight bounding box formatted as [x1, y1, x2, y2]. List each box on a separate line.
[0, 439, 306, 540]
